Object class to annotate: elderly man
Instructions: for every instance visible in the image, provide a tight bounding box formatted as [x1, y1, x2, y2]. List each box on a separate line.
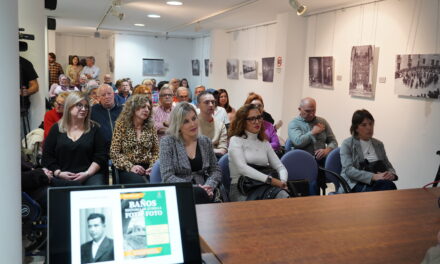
[91, 84, 122, 152]
[103, 74, 116, 91]
[81, 56, 100, 80]
[169, 78, 180, 102]
[153, 86, 174, 140]
[192, 85, 205, 105]
[288, 97, 337, 158]
[197, 91, 227, 158]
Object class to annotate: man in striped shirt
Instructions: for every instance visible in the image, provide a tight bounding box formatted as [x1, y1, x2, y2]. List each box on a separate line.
[153, 86, 174, 141]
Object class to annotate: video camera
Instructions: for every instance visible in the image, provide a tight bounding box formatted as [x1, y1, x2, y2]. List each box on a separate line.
[19, 28, 35, 52]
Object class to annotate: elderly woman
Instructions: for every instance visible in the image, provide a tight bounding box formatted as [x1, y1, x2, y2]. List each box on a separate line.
[85, 80, 100, 105]
[65, 55, 83, 86]
[340, 109, 397, 193]
[49, 74, 79, 98]
[228, 104, 289, 201]
[160, 102, 221, 204]
[42, 92, 107, 185]
[218, 89, 236, 122]
[110, 94, 159, 184]
[43, 92, 69, 140]
[244, 93, 282, 154]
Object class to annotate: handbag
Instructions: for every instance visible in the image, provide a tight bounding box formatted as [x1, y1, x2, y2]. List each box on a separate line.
[237, 164, 280, 196]
[359, 159, 387, 173]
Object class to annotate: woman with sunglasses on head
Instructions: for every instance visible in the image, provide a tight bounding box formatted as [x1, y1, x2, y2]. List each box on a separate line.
[42, 92, 107, 186]
[228, 104, 289, 201]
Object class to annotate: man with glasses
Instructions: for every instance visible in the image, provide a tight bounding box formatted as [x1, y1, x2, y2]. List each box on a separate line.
[153, 86, 175, 140]
[197, 91, 228, 158]
[288, 97, 338, 192]
[91, 84, 122, 153]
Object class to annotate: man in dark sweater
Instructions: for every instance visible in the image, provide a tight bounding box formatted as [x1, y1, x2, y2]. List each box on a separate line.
[91, 84, 122, 153]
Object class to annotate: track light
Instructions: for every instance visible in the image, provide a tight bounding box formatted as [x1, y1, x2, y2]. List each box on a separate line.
[289, 0, 307, 16]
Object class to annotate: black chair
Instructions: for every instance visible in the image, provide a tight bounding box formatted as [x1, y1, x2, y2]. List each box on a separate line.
[433, 150, 440, 187]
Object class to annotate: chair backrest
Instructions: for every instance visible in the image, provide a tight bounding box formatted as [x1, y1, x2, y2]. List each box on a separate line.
[218, 154, 231, 193]
[324, 147, 342, 189]
[149, 160, 162, 183]
[281, 149, 318, 195]
[285, 139, 293, 153]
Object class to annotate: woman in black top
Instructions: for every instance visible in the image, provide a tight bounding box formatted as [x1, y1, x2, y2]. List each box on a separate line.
[43, 91, 107, 185]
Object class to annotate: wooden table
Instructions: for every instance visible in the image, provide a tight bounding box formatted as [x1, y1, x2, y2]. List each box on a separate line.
[196, 188, 440, 264]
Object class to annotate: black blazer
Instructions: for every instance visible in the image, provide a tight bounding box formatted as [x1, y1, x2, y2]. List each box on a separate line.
[81, 236, 114, 263]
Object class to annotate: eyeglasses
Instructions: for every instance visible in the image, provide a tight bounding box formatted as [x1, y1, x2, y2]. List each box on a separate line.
[160, 93, 174, 98]
[246, 115, 263, 123]
[75, 103, 90, 110]
[202, 100, 216, 105]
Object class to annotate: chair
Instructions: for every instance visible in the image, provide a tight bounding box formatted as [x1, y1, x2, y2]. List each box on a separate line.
[281, 149, 319, 195]
[285, 139, 293, 153]
[218, 154, 231, 195]
[150, 160, 162, 183]
[320, 147, 350, 194]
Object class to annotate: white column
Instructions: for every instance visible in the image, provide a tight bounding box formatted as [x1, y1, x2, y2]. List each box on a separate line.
[208, 29, 229, 89]
[0, 1, 23, 263]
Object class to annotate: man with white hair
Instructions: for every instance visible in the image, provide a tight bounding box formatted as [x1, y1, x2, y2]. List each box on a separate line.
[103, 73, 116, 91]
[81, 56, 100, 80]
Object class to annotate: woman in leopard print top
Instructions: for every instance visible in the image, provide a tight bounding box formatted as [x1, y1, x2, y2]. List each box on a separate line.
[110, 94, 159, 183]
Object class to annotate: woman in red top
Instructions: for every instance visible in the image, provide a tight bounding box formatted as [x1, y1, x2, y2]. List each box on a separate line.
[44, 92, 69, 140]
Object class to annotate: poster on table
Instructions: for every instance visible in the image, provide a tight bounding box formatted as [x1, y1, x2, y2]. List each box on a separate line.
[395, 54, 440, 99]
[349, 45, 374, 98]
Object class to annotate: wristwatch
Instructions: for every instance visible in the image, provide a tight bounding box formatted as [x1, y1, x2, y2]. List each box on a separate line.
[265, 176, 273, 185]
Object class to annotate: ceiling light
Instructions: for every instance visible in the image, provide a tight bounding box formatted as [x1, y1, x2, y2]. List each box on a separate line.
[166, 1, 183, 6]
[289, 0, 307, 16]
[134, 23, 145, 27]
[148, 14, 161, 18]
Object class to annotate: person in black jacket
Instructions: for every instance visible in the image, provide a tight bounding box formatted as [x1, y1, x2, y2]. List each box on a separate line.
[42, 91, 107, 185]
[91, 84, 122, 153]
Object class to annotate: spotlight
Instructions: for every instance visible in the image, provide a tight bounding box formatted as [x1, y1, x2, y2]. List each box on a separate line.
[289, 0, 307, 16]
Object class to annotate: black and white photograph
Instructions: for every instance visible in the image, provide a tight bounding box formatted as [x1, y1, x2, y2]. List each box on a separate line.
[192, 59, 200, 76]
[227, 59, 239, 80]
[395, 54, 440, 99]
[204, 59, 209, 77]
[242, 60, 258, 80]
[349, 45, 374, 98]
[262, 57, 275, 82]
[79, 208, 114, 263]
[322, 56, 333, 88]
[142, 58, 165, 76]
[309, 57, 322, 87]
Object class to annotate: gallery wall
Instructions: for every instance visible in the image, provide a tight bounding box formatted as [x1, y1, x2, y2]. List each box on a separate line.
[301, 0, 440, 189]
[114, 34, 206, 92]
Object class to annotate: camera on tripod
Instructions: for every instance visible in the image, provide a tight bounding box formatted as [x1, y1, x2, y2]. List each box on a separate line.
[19, 28, 35, 52]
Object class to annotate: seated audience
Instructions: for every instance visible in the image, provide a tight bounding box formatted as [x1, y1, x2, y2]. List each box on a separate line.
[43, 92, 69, 140]
[91, 84, 123, 152]
[153, 86, 174, 140]
[103, 73, 116, 91]
[218, 89, 236, 122]
[176, 87, 194, 104]
[143, 79, 159, 105]
[115, 79, 131, 105]
[244, 92, 283, 130]
[246, 93, 282, 154]
[49, 74, 79, 98]
[110, 95, 159, 184]
[206, 88, 230, 126]
[169, 78, 180, 102]
[133, 84, 153, 102]
[65, 55, 83, 86]
[78, 74, 88, 92]
[42, 92, 107, 185]
[228, 104, 289, 201]
[340, 109, 398, 193]
[197, 91, 227, 158]
[160, 102, 221, 204]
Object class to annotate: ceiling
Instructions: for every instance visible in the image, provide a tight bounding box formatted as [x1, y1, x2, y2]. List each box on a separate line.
[46, 0, 362, 38]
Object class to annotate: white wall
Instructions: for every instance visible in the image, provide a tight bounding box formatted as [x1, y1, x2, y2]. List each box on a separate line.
[301, 0, 440, 189]
[18, 0, 47, 129]
[191, 36, 211, 91]
[55, 33, 111, 81]
[114, 34, 200, 88]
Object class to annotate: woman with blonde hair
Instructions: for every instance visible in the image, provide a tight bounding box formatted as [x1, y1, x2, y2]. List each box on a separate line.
[110, 94, 159, 183]
[42, 91, 107, 185]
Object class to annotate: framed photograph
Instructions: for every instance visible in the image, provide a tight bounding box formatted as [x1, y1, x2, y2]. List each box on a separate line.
[242, 60, 258, 80]
[142, 58, 165, 76]
[204, 59, 209, 77]
[395, 54, 440, 99]
[262, 57, 275, 82]
[309, 56, 333, 88]
[192, 59, 200, 76]
[349, 45, 374, 98]
[227, 59, 239, 80]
